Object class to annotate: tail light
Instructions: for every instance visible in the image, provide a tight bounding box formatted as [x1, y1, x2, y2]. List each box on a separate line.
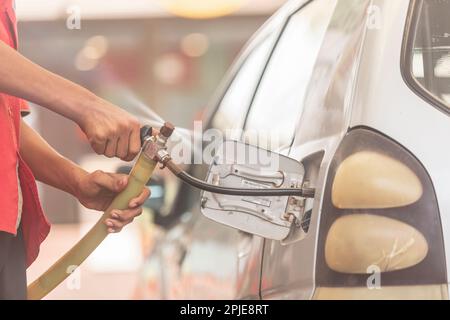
[314, 128, 448, 299]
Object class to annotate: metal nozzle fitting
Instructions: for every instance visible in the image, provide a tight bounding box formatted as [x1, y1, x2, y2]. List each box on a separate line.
[160, 122, 175, 139]
[141, 122, 175, 161]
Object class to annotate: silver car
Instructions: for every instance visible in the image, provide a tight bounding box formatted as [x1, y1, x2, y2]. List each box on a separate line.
[152, 0, 450, 300]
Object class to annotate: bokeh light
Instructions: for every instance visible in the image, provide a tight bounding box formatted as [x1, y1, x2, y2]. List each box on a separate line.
[180, 33, 210, 57]
[159, 0, 247, 19]
[75, 35, 109, 71]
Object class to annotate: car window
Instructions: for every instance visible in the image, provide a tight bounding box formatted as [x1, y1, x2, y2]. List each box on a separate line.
[293, 0, 370, 145]
[211, 33, 277, 138]
[405, 0, 450, 112]
[242, 0, 337, 151]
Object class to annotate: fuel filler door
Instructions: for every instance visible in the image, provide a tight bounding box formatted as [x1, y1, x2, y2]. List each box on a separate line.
[200, 140, 307, 241]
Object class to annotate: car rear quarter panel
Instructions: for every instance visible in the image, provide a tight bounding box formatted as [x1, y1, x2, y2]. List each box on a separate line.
[350, 0, 450, 290]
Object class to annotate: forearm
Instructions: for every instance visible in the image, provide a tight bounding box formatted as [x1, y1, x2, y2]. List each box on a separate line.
[19, 119, 87, 197]
[0, 41, 98, 124]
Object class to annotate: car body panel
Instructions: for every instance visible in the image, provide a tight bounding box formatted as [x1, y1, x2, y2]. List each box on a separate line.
[259, 0, 371, 299]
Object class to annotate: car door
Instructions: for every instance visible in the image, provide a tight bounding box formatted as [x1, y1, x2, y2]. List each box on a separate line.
[255, 0, 372, 299]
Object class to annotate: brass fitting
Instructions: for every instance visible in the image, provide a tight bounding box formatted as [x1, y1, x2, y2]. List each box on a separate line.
[141, 122, 174, 161]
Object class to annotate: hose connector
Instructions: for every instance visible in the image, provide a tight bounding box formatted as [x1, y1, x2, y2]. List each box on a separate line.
[141, 122, 174, 161]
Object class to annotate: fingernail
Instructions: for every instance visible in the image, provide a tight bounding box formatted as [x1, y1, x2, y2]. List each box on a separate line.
[130, 202, 137, 208]
[106, 221, 113, 227]
[108, 228, 115, 233]
[112, 212, 119, 219]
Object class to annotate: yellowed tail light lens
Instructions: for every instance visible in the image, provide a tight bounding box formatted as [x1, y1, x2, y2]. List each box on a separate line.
[317, 129, 446, 294]
[331, 151, 423, 209]
[325, 214, 428, 274]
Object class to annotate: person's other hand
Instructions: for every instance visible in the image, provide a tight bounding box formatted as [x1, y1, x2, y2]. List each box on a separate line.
[79, 97, 141, 161]
[75, 170, 150, 233]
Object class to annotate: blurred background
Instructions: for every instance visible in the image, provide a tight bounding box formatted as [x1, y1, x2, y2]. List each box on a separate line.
[18, 0, 286, 299]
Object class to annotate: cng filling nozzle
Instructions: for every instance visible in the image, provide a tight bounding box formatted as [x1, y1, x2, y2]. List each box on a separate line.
[27, 123, 314, 300]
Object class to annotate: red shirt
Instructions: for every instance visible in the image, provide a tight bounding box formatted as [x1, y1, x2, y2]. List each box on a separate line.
[0, 0, 50, 267]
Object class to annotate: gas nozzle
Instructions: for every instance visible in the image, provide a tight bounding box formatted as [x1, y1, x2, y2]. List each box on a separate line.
[140, 122, 175, 146]
[140, 122, 175, 162]
[160, 122, 175, 139]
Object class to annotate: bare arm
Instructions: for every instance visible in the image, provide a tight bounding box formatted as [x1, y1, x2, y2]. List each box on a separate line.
[0, 41, 96, 124]
[19, 119, 149, 233]
[0, 41, 141, 161]
[19, 118, 86, 195]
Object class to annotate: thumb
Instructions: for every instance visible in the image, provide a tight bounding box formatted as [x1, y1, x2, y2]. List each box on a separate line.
[92, 170, 128, 192]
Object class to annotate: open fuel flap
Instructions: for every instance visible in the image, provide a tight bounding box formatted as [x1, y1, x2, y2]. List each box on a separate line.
[200, 140, 307, 241]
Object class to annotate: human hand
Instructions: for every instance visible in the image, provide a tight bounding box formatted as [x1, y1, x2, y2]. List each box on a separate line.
[78, 97, 141, 161]
[75, 170, 150, 233]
